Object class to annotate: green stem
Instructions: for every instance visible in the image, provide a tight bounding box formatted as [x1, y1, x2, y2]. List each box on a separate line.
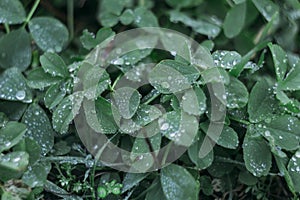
[110, 74, 123, 91]
[67, 0, 74, 40]
[144, 92, 160, 105]
[4, 23, 10, 33]
[229, 40, 269, 77]
[23, 0, 40, 28]
[215, 156, 245, 167]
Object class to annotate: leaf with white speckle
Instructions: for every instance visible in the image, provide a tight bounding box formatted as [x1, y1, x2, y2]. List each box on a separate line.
[40, 52, 69, 77]
[182, 86, 206, 115]
[29, 17, 69, 52]
[288, 151, 300, 193]
[22, 162, 51, 188]
[0, 0, 26, 24]
[22, 104, 54, 155]
[0, 68, 32, 103]
[161, 164, 199, 200]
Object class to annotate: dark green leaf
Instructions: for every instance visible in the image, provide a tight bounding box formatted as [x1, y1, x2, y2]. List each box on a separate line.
[26, 68, 63, 89]
[22, 104, 54, 155]
[134, 7, 158, 27]
[0, 151, 29, 182]
[22, 162, 51, 188]
[0, 68, 32, 103]
[44, 82, 67, 109]
[252, 0, 279, 22]
[268, 43, 288, 80]
[278, 62, 300, 91]
[120, 9, 134, 25]
[0, 28, 31, 71]
[161, 164, 199, 200]
[287, 151, 300, 193]
[182, 86, 206, 115]
[121, 173, 148, 193]
[40, 52, 68, 77]
[0, 0, 26, 24]
[243, 131, 272, 177]
[14, 138, 41, 165]
[0, 121, 26, 152]
[29, 17, 69, 52]
[223, 2, 246, 38]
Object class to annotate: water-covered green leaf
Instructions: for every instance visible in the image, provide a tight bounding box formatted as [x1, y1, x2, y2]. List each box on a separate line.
[278, 62, 300, 91]
[26, 68, 63, 89]
[149, 60, 199, 94]
[188, 131, 214, 169]
[0, 151, 29, 182]
[40, 52, 68, 77]
[248, 79, 279, 123]
[287, 151, 300, 193]
[0, 121, 26, 152]
[159, 110, 198, 146]
[223, 2, 246, 38]
[254, 115, 300, 151]
[0, 28, 31, 71]
[213, 50, 242, 69]
[112, 87, 141, 119]
[243, 131, 272, 177]
[132, 104, 162, 126]
[161, 164, 199, 200]
[22, 162, 51, 188]
[182, 86, 206, 115]
[14, 137, 41, 165]
[44, 82, 67, 109]
[29, 17, 69, 52]
[0, 0, 26, 24]
[22, 104, 54, 155]
[0, 68, 32, 103]
[52, 93, 83, 134]
[224, 76, 249, 108]
[145, 178, 167, 200]
[0, 101, 27, 121]
[268, 43, 288, 80]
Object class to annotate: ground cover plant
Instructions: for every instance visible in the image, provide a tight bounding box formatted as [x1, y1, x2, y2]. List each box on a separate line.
[1, 0, 300, 199]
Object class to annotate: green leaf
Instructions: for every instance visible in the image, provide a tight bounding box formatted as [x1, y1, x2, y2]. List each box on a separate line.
[199, 176, 213, 196]
[278, 62, 300, 91]
[40, 52, 69, 77]
[255, 115, 300, 151]
[169, 11, 221, 38]
[145, 178, 167, 200]
[212, 50, 242, 69]
[182, 86, 207, 116]
[81, 62, 111, 99]
[0, 101, 27, 121]
[243, 131, 272, 177]
[22, 104, 54, 155]
[134, 7, 158, 27]
[22, 162, 51, 188]
[201, 122, 239, 149]
[0, 121, 26, 152]
[0, 151, 29, 182]
[248, 79, 279, 123]
[98, 12, 119, 27]
[287, 151, 300, 193]
[0, 0, 26, 24]
[0, 28, 31, 71]
[238, 171, 258, 185]
[201, 67, 230, 84]
[26, 68, 63, 89]
[188, 131, 214, 169]
[224, 76, 249, 108]
[161, 164, 199, 200]
[275, 156, 296, 195]
[14, 138, 41, 165]
[113, 87, 141, 119]
[93, 97, 120, 134]
[223, 2, 246, 38]
[149, 60, 199, 94]
[0, 68, 32, 103]
[251, 0, 279, 22]
[120, 9, 134, 25]
[159, 110, 198, 146]
[29, 17, 69, 52]
[44, 82, 67, 109]
[132, 104, 162, 126]
[268, 43, 288, 80]
[80, 28, 115, 50]
[121, 173, 148, 193]
[52, 93, 83, 134]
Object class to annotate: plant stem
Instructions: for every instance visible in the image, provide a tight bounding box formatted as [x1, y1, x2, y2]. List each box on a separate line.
[110, 74, 123, 91]
[4, 23, 10, 33]
[23, 0, 40, 27]
[215, 156, 245, 167]
[67, 0, 74, 40]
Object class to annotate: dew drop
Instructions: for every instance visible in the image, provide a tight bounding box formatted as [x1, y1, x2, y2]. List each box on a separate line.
[160, 123, 169, 131]
[15, 90, 26, 100]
